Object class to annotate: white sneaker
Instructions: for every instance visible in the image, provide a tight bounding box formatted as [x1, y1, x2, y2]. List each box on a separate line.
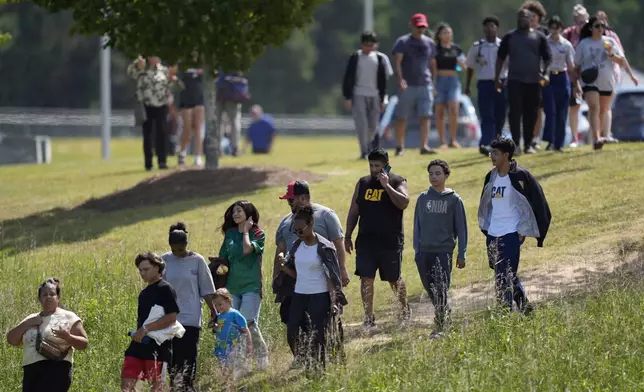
[256, 355, 269, 371]
[569, 141, 578, 148]
[194, 155, 203, 166]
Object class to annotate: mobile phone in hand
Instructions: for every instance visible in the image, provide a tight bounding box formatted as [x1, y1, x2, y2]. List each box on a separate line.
[383, 164, 391, 174]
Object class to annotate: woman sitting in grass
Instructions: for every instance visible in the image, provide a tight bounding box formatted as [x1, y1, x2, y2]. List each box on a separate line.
[218, 200, 269, 371]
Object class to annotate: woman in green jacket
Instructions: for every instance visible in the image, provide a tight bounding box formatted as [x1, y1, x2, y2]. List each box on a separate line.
[218, 200, 269, 370]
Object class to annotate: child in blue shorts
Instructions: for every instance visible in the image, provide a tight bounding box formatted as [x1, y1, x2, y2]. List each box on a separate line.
[213, 288, 252, 382]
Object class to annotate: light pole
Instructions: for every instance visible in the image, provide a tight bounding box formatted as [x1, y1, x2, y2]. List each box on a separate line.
[100, 35, 111, 160]
[364, 0, 374, 32]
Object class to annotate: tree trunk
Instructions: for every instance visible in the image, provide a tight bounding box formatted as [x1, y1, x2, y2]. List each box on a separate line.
[204, 72, 220, 170]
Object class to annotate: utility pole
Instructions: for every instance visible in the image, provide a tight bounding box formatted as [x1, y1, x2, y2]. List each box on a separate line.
[100, 35, 111, 160]
[364, 0, 374, 32]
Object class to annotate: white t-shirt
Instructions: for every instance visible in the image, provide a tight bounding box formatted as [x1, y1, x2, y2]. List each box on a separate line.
[574, 36, 622, 92]
[294, 243, 328, 295]
[354, 50, 393, 98]
[21, 307, 82, 366]
[487, 174, 520, 237]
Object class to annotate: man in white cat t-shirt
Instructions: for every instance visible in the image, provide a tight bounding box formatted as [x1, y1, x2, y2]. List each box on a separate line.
[478, 137, 551, 314]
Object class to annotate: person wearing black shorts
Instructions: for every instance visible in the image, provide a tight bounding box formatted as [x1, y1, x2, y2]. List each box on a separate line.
[345, 148, 411, 331]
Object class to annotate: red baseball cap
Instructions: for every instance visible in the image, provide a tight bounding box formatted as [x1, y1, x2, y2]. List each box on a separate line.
[411, 13, 428, 28]
[279, 181, 310, 200]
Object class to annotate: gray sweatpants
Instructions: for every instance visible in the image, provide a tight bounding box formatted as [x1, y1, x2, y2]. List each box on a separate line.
[216, 100, 242, 153]
[352, 95, 381, 156]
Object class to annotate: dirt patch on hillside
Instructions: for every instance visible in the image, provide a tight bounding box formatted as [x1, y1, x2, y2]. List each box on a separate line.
[79, 166, 326, 212]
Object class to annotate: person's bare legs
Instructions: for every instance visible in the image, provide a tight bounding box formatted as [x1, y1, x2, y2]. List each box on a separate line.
[361, 277, 375, 322]
[600, 94, 614, 141]
[533, 109, 543, 146]
[192, 105, 205, 164]
[389, 278, 409, 319]
[585, 91, 601, 144]
[419, 116, 431, 151]
[447, 99, 460, 147]
[435, 104, 447, 147]
[121, 378, 137, 392]
[395, 118, 407, 153]
[179, 108, 194, 162]
[569, 104, 580, 145]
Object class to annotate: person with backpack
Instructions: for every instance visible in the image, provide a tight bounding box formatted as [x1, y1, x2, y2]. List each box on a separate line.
[342, 31, 393, 160]
[215, 71, 251, 157]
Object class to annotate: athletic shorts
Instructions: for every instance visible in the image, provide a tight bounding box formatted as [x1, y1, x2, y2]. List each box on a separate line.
[121, 356, 167, 381]
[582, 86, 612, 96]
[355, 247, 402, 282]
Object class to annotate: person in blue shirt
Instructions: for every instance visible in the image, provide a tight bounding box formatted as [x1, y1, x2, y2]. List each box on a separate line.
[246, 105, 277, 154]
[213, 288, 252, 382]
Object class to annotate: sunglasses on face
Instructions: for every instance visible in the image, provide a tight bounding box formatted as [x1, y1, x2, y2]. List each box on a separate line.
[292, 225, 309, 235]
[593, 23, 606, 29]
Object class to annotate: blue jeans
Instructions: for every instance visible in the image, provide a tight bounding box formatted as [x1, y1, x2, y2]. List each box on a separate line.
[415, 252, 453, 330]
[486, 232, 528, 310]
[231, 292, 268, 357]
[395, 85, 434, 120]
[542, 72, 571, 148]
[477, 80, 507, 146]
[435, 75, 461, 105]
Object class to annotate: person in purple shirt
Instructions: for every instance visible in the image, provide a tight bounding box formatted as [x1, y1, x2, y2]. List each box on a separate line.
[246, 105, 277, 154]
[391, 13, 438, 157]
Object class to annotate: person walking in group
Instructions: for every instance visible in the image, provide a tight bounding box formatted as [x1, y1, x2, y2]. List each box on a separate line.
[433, 23, 466, 149]
[278, 205, 347, 372]
[127, 56, 181, 171]
[212, 288, 253, 389]
[7, 278, 89, 392]
[563, 4, 589, 147]
[465, 15, 507, 156]
[162, 223, 218, 392]
[521, 1, 549, 150]
[478, 138, 551, 314]
[495, 9, 552, 155]
[121, 253, 180, 392]
[342, 31, 393, 159]
[413, 160, 467, 339]
[273, 181, 348, 367]
[574, 17, 630, 151]
[177, 56, 206, 167]
[595, 10, 639, 144]
[391, 13, 438, 156]
[345, 148, 411, 331]
[542, 16, 575, 153]
[218, 201, 270, 371]
[215, 71, 250, 157]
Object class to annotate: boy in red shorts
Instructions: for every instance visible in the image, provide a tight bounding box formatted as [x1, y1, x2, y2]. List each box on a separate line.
[121, 252, 180, 392]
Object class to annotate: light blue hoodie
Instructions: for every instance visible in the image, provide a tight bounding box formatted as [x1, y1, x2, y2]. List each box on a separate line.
[413, 187, 468, 260]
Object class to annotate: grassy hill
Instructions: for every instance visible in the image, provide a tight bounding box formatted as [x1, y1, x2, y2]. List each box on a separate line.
[1, 137, 644, 391]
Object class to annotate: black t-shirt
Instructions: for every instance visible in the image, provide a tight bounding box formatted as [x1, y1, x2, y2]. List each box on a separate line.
[124, 279, 180, 362]
[435, 44, 463, 70]
[355, 173, 405, 250]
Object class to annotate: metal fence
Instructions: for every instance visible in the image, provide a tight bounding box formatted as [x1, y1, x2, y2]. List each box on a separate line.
[0, 107, 355, 138]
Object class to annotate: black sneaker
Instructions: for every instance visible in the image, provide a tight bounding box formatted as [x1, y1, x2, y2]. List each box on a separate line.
[420, 147, 437, 155]
[545, 143, 554, 151]
[395, 147, 403, 156]
[554, 148, 565, 153]
[479, 145, 491, 156]
[159, 163, 169, 170]
[593, 140, 605, 150]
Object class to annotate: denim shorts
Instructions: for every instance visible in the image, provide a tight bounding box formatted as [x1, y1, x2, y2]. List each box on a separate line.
[435, 75, 461, 105]
[395, 85, 433, 120]
[231, 292, 262, 324]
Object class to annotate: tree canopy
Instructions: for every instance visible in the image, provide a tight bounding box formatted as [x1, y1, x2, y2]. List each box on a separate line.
[20, 0, 330, 71]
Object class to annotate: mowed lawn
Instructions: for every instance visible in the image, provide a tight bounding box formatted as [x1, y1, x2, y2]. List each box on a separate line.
[2, 136, 644, 391]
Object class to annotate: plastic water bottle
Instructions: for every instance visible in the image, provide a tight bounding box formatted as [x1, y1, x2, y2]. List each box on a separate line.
[128, 331, 152, 345]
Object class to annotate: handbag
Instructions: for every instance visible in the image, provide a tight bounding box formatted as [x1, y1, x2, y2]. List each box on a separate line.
[208, 256, 229, 289]
[36, 328, 70, 361]
[580, 67, 599, 84]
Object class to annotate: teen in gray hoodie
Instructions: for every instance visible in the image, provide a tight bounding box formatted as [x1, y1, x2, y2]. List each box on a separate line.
[413, 159, 467, 337]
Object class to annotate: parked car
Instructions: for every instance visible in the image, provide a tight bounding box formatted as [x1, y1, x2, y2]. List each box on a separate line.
[378, 94, 481, 149]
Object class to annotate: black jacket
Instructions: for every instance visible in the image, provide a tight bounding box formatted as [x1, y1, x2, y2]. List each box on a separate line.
[342, 51, 388, 103]
[272, 234, 348, 306]
[480, 160, 551, 247]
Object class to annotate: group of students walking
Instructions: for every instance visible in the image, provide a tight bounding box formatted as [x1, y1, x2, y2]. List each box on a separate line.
[344, 3, 638, 159]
